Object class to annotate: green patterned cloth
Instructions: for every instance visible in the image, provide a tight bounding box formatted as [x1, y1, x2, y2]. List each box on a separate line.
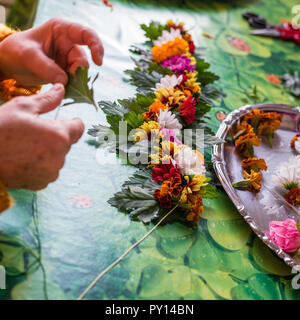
[0, 0, 299, 300]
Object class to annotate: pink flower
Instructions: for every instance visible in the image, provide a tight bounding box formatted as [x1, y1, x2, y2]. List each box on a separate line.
[160, 128, 183, 145]
[266, 219, 300, 253]
[161, 55, 196, 74]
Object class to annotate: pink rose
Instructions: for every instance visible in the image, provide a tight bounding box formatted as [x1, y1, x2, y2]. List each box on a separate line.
[266, 219, 300, 253]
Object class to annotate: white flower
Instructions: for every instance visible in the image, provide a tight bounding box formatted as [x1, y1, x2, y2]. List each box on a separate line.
[174, 146, 205, 176]
[155, 74, 183, 90]
[153, 28, 182, 46]
[271, 155, 300, 190]
[157, 109, 182, 130]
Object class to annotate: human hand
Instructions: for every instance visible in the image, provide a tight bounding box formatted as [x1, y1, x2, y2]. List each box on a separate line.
[0, 84, 84, 190]
[0, 18, 104, 86]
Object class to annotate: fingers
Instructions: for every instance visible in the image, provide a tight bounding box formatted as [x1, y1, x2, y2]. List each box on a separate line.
[62, 118, 85, 145]
[52, 20, 104, 66]
[31, 83, 65, 114]
[23, 48, 68, 85]
[68, 45, 89, 75]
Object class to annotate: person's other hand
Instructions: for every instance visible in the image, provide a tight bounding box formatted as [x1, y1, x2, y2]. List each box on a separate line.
[0, 84, 84, 190]
[0, 18, 104, 86]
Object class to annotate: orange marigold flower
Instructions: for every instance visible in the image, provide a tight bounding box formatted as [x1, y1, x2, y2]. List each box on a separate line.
[186, 196, 204, 222]
[154, 176, 183, 208]
[231, 121, 254, 139]
[243, 109, 282, 135]
[149, 100, 167, 113]
[291, 134, 300, 149]
[152, 38, 189, 63]
[235, 133, 261, 158]
[257, 119, 281, 136]
[142, 100, 167, 120]
[241, 158, 267, 173]
[284, 188, 300, 206]
[0, 79, 41, 102]
[0, 23, 16, 41]
[142, 111, 157, 121]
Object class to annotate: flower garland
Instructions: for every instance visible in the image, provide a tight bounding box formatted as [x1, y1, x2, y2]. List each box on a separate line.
[89, 20, 223, 224]
[231, 109, 282, 193]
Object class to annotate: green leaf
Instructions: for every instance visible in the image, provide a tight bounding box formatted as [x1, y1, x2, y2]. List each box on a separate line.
[196, 59, 219, 86]
[141, 22, 166, 41]
[98, 100, 127, 117]
[108, 186, 160, 223]
[202, 184, 219, 199]
[64, 67, 97, 109]
[124, 112, 145, 129]
[87, 124, 112, 138]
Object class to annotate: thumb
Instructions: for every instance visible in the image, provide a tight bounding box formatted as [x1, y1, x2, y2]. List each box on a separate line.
[32, 84, 65, 114]
[63, 118, 85, 144]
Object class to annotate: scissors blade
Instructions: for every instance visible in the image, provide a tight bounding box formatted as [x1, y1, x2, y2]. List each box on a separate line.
[250, 29, 281, 37]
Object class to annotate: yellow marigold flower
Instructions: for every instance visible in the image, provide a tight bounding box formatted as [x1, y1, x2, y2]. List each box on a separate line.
[149, 141, 182, 166]
[232, 169, 262, 193]
[190, 56, 197, 65]
[241, 158, 267, 173]
[133, 121, 161, 142]
[179, 175, 207, 204]
[155, 87, 186, 109]
[152, 38, 189, 63]
[243, 170, 262, 192]
[182, 71, 201, 94]
[235, 133, 261, 158]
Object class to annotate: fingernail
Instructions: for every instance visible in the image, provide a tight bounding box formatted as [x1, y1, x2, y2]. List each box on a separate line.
[53, 83, 64, 91]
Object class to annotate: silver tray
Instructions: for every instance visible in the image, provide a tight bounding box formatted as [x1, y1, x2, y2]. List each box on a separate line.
[212, 104, 300, 268]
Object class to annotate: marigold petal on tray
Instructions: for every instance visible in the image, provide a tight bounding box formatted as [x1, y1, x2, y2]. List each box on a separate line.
[235, 133, 262, 158]
[232, 169, 262, 193]
[241, 158, 267, 173]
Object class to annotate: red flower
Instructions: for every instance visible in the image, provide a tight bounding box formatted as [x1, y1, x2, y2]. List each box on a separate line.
[152, 163, 181, 183]
[178, 95, 196, 125]
[189, 41, 195, 54]
[179, 74, 188, 86]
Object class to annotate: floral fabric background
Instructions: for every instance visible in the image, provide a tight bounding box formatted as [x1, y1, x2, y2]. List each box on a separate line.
[0, 0, 300, 300]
